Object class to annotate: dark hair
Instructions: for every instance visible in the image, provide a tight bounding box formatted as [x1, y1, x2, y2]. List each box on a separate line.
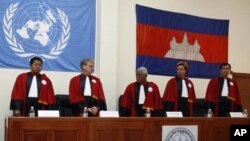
[30, 56, 43, 65]
[219, 62, 231, 70]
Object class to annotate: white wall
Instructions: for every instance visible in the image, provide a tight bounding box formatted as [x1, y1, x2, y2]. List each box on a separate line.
[1, 0, 250, 140]
[97, 0, 118, 112]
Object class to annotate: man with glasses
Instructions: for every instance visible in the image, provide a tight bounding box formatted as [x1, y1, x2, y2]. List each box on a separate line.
[69, 59, 107, 116]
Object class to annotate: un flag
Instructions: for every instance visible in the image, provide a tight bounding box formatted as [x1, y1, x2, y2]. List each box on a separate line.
[0, 0, 96, 72]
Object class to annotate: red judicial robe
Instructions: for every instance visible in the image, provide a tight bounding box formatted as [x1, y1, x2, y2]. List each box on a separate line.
[10, 72, 56, 116]
[69, 74, 107, 116]
[162, 77, 196, 117]
[120, 81, 163, 117]
[205, 77, 242, 117]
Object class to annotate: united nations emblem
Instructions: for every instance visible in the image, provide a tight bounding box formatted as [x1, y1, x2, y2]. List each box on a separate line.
[164, 127, 195, 141]
[3, 2, 70, 59]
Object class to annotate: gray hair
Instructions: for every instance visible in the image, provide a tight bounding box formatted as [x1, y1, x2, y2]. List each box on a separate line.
[136, 67, 148, 75]
[80, 58, 94, 70]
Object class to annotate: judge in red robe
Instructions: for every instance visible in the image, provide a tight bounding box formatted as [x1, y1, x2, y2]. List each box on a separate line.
[205, 63, 242, 117]
[120, 67, 163, 117]
[69, 59, 107, 116]
[10, 56, 56, 116]
[162, 62, 196, 117]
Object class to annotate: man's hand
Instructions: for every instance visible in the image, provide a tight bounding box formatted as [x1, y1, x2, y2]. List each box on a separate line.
[88, 106, 99, 115]
[14, 110, 21, 116]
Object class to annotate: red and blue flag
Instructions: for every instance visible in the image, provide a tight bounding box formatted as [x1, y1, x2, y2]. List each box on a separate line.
[136, 5, 229, 78]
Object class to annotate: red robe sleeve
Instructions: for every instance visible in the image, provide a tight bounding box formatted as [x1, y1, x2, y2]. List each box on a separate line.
[228, 79, 242, 112]
[120, 83, 137, 116]
[205, 78, 220, 116]
[38, 74, 56, 105]
[205, 78, 218, 103]
[186, 79, 196, 116]
[69, 75, 85, 103]
[11, 73, 27, 101]
[90, 75, 106, 101]
[143, 82, 163, 111]
[228, 80, 241, 105]
[162, 78, 178, 110]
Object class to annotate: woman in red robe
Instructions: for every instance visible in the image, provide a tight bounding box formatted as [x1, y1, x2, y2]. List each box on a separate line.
[162, 61, 196, 117]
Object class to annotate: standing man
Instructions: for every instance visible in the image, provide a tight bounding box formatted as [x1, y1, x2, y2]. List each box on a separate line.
[10, 56, 56, 116]
[120, 67, 163, 117]
[69, 59, 107, 116]
[205, 63, 242, 117]
[162, 61, 196, 117]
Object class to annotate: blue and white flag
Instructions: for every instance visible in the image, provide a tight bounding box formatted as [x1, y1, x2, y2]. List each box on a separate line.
[0, 0, 96, 71]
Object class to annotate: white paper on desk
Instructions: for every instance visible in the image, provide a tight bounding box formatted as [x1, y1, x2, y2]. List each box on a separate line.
[229, 112, 244, 118]
[166, 111, 183, 117]
[38, 110, 60, 117]
[99, 111, 119, 117]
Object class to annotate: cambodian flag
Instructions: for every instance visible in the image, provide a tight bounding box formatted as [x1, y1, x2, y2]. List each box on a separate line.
[136, 4, 229, 78]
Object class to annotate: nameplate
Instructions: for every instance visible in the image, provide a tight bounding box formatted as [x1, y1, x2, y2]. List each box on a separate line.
[38, 110, 60, 117]
[99, 111, 119, 117]
[229, 112, 244, 118]
[166, 111, 183, 117]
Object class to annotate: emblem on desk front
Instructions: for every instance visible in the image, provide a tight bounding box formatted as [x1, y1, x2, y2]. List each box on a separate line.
[164, 127, 195, 141]
[162, 125, 198, 141]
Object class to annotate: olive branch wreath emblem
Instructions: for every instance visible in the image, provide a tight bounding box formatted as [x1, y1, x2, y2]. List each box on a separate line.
[3, 2, 70, 59]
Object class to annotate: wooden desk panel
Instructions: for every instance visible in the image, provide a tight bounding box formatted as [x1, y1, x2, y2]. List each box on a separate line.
[6, 117, 250, 141]
[88, 118, 154, 141]
[205, 118, 250, 141]
[8, 117, 85, 141]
